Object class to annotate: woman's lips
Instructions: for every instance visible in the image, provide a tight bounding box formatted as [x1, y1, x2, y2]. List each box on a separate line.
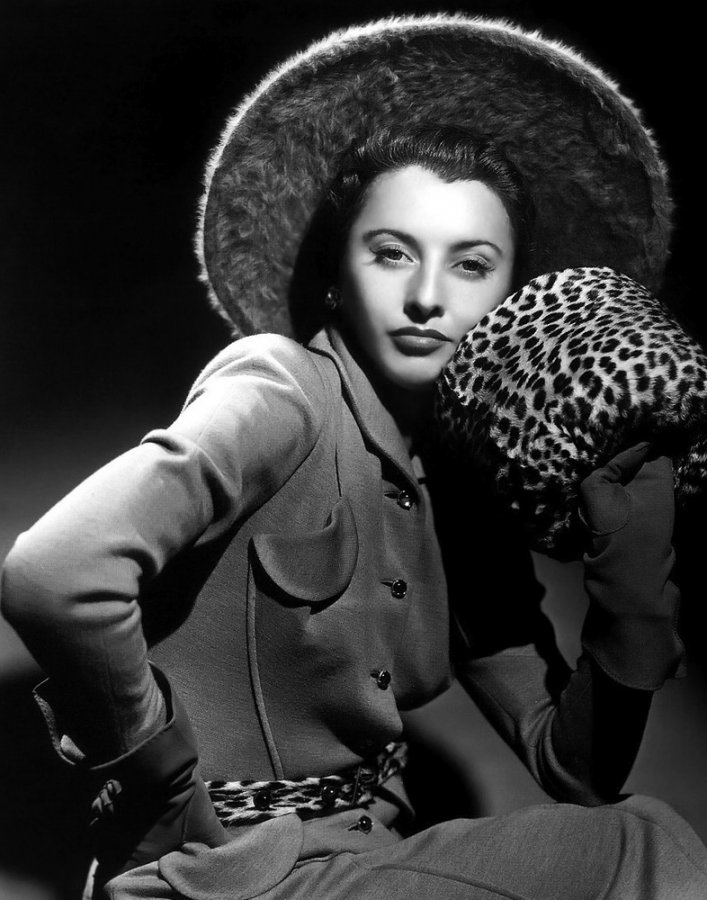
[389, 327, 452, 356]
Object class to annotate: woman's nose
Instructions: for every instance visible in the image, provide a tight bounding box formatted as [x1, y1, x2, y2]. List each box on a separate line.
[405, 266, 444, 320]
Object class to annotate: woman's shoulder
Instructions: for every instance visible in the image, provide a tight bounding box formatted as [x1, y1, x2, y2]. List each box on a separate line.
[149, 334, 338, 484]
[185, 333, 336, 407]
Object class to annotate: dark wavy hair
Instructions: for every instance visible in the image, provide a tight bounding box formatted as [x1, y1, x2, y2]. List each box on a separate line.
[323, 124, 536, 289]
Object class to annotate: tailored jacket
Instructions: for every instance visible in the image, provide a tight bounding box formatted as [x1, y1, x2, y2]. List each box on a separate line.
[2, 326, 604, 898]
[145, 326, 564, 796]
[147, 326, 455, 782]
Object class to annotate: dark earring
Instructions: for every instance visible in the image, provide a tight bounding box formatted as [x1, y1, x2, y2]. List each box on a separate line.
[324, 285, 341, 311]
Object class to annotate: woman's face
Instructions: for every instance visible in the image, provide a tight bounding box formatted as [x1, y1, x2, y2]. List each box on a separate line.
[339, 164, 515, 392]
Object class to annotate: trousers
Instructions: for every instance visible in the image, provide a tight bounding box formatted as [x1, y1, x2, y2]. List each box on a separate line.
[101, 794, 707, 900]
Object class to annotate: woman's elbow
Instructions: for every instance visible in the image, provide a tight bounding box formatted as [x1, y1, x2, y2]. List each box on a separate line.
[1, 533, 74, 634]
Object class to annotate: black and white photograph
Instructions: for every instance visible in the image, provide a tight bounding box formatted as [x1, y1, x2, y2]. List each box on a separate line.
[1, 2, 705, 899]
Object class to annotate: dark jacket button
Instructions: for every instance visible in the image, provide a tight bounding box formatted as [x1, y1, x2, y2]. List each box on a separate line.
[391, 579, 407, 599]
[320, 783, 340, 808]
[253, 788, 273, 810]
[357, 814, 373, 834]
[397, 491, 413, 510]
[373, 669, 391, 690]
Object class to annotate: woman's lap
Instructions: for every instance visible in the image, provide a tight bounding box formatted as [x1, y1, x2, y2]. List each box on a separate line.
[104, 795, 707, 900]
[264, 796, 707, 900]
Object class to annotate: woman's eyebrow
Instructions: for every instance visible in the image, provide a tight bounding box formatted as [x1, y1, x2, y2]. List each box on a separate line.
[362, 228, 503, 255]
[362, 228, 418, 246]
[450, 238, 504, 255]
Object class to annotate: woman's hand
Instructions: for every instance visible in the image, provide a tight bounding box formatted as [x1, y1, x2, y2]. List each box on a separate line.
[579, 443, 685, 691]
[89, 666, 228, 889]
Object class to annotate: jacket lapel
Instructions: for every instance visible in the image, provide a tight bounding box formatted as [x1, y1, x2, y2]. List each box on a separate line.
[308, 328, 421, 494]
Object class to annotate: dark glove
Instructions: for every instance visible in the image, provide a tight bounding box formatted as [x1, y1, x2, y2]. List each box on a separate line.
[580, 443, 685, 691]
[89, 666, 228, 889]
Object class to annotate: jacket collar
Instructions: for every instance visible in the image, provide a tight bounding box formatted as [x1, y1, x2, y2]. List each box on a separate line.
[307, 327, 424, 494]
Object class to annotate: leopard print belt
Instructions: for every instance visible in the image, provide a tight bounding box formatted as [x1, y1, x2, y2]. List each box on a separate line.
[206, 740, 408, 826]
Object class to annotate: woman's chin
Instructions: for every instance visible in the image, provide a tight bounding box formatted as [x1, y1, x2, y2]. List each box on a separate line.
[384, 366, 441, 395]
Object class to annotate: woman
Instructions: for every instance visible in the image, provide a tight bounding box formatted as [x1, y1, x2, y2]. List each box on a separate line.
[2, 120, 705, 900]
[2, 15, 706, 900]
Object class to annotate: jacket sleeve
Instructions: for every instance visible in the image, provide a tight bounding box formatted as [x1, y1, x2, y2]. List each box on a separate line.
[452, 586, 652, 806]
[432, 466, 653, 806]
[0, 335, 329, 764]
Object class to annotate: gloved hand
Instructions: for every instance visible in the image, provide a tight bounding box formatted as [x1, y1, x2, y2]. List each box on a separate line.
[579, 442, 685, 691]
[89, 666, 228, 889]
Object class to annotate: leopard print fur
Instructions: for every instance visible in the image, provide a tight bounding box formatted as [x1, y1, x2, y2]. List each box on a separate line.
[435, 267, 707, 559]
[206, 740, 407, 826]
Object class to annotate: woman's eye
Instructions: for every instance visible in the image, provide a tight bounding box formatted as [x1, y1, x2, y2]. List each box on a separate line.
[457, 257, 493, 277]
[372, 246, 409, 266]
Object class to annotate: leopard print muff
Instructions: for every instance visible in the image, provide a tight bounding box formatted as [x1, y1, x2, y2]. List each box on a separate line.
[435, 267, 707, 559]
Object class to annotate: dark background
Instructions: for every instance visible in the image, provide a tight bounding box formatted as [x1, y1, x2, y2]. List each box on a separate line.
[0, 2, 704, 899]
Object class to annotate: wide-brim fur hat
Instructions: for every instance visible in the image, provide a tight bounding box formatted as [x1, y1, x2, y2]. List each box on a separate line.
[197, 14, 671, 341]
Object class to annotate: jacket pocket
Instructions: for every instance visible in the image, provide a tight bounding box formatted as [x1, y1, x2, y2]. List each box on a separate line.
[251, 496, 358, 604]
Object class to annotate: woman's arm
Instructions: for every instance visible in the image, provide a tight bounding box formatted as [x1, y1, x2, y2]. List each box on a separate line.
[440, 447, 683, 805]
[0, 334, 329, 763]
[1, 336, 330, 882]
[455, 629, 655, 805]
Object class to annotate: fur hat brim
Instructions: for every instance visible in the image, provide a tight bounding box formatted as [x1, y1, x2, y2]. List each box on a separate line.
[198, 14, 672, 340]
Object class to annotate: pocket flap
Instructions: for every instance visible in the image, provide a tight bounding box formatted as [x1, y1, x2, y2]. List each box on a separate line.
[159, 814, 303, 900]
[251, 496, 358, 603]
